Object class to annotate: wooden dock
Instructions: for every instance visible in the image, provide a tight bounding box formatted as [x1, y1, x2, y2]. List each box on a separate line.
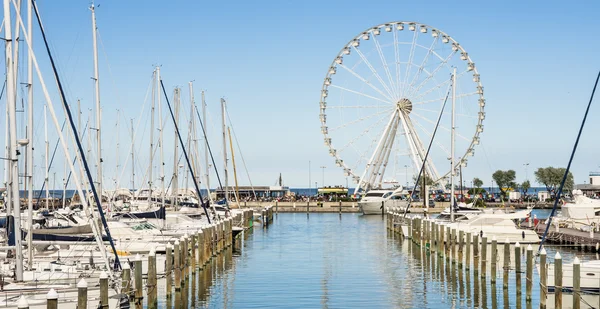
[534, 223, 600, 252]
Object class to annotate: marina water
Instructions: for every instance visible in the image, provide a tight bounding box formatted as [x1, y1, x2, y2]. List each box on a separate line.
[154, 212, 600, 308]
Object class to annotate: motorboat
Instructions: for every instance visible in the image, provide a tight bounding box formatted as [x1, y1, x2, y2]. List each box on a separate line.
[446, 209, 540, 243]
[435, 202, 483, 222]
[358, 190, 408, 215]
[543, 256, 600, 293]
[557, 189, 600, 230]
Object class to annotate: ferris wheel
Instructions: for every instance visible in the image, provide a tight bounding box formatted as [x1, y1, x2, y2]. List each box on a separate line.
[319, 21, 485, 194]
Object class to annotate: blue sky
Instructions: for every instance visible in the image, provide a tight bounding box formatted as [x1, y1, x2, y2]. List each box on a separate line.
[2, 0, 600, 191]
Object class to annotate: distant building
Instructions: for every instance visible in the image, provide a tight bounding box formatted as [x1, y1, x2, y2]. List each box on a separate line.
[574, 171, 600, 197]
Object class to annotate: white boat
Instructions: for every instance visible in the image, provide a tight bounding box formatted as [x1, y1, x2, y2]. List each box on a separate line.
[446, 209, 540, 243]
[558, 190, 600, 231]
[542, 256, 600, 293]
[358, 190, 408, 215]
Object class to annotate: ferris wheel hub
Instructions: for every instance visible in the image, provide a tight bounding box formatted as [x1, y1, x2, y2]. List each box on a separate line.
[397, 98, 413, 114]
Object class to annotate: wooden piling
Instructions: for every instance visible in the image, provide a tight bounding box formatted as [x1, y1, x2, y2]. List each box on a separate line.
[555, 252, 562, 309]
[122, 262, 131, 299]
[503, 238, 510, 289]
[451, 228, 456, 263]
[446, 227, 451, 260]
[174, 239, 181, 291]
[465, 232, 471, 270]
[148, 247, 158, 309]
[458, 230, 464, 267]
[191, 232, 197, 272]
[134, 254, 143, 304]
[573, 256, 581, 309]
[481, 236, 487, 277]
[473, 234, 479, 270]
[166, 242, 173, 297]
[491, 236, 497, 283]
[540, 247, 547, 309]
[77, 278, 87, 309]
[100, 270, 108, 308]
[526, 244, 533, 302]
[515, 242, 521, 296]
[439, 224, 445, 256]
[46, 289, 58, 309]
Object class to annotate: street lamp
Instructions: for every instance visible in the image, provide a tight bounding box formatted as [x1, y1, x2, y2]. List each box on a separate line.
[524, 163, 530, 181]
[320, 166, 326, 188]
[404, 165, 409, 188]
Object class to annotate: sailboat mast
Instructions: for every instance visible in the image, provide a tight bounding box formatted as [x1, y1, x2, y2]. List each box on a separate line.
[190, 82, 201, 190]
[157, 67, 165, 208]
[4, 0, 23, 280]
[131, 119, 135, 191]
[26, 0, 33, 269]
[45, 105, 49, 209]
[173, 88, 180, 209]
[91, 4, 103, 203]
[149, 69, 155, 205]
[450, 68, 456, 222]
[202, 91, 209, 191]
[221, 98, 228, 204]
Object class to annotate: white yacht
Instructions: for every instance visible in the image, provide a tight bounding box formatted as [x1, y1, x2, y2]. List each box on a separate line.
[558, 190, 600, 230]
[358, 190, 408, 215]
[446, 209, 540, 243]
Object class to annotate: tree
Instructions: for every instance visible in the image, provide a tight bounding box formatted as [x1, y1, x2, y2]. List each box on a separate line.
[534, 167, 574, 197]
[473, 177, 483, 188]
[468, 187, 487, 195]
[492, 170, 516, 199]
[412, 174, 437, 190]
[521, 180, 531, 196]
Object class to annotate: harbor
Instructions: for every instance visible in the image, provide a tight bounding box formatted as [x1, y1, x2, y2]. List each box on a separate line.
[0, 0, 599, 308]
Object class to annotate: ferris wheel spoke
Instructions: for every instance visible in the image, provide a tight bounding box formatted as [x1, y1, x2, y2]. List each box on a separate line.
[400, 29, 419, 98]
[337, 113, 390, 152]
[405, 37, 439, 99]
[372, 34, 399, 99]
[410, 117, 451, 157]
[411, 75, 454, 102]
[413, 96, 449, 106]
[327, 105, 389, 109]
[407, 50, 456, 99]
[329, 84, 392, 105]
[328, 108, 392, 132]
[352, 47, 397, 100]
[411, 112, 473, 143]
[393, 30, 401, 99]
[338, 64, 395, 102]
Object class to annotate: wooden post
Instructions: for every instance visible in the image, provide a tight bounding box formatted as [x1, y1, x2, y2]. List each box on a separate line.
[431, 222, 437, 252]
[166, 242, 173, 297]
[540, 247, 547, 309]
[503, 238, 510, 289]
[458, 230, 464, 267]
[573, 256, 581, 309]
[100, 270, 108, 308]
[199, 228, 206, 266]
[491, 236, 497, 283]
[46, 289, 58, 309]
[174, 239, 181, 291]
[135, 254, 143, 305]
[526, 244, 533, 303]
[307, 201, 309, 213]
[191, 232, 197, 272]
[515, 242, 521, 297]
[451, 228, 456, 263]
[555, 252, 562, 309]
[77, 278, 88, 309]
[473, 234, 479, 270]
[465, 232, 471, 269]
[481, 236, 487, 277]
[122, 262, 131, 300]
[339, 200, 342, 214]
[148, 246, 158, 309]
[446, 226, 451, 260]
[17, 296, 28, 309]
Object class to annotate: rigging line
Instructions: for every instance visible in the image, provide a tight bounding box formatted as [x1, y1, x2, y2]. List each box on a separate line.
[54, 121, 90, 202]
[194, 103, 224, 192]
[225, 107, 258, 200]
[402, 83, 452, 218]
[32, 0, 121, 271]
[34, 120, 67, 208]
[538, 70, 600, 254]
[160, 80, 211, 222]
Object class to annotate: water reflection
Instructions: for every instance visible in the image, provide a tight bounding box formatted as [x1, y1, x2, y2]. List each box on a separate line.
[148, 213, 600, 308]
